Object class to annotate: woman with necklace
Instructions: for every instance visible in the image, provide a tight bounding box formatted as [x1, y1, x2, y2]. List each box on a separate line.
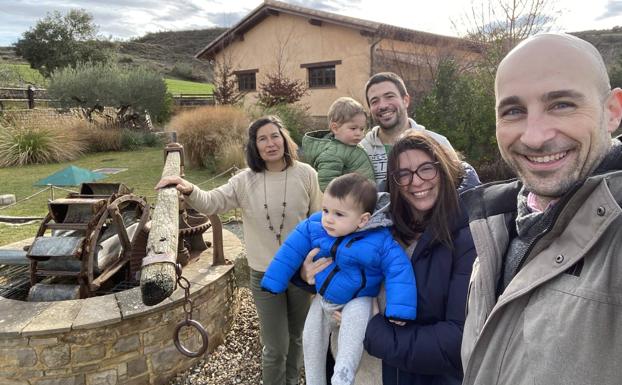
[156, 116, 322, 385]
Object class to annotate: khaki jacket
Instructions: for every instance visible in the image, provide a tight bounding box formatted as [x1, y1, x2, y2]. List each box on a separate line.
[461, 171, 622, 385]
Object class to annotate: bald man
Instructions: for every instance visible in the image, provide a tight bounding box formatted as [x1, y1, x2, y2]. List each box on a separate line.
[460, 33, 622, 385]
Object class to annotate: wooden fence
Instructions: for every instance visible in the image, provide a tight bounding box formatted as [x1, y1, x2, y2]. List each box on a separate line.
[0, 86, 56, 110]
[171, 93, 215, 107]
[0, 88, 216, 110]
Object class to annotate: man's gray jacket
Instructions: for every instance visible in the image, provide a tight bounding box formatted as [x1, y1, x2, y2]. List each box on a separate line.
[460, 142, 622, 385]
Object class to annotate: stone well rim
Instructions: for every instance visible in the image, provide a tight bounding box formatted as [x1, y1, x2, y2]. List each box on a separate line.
[0, 229, 238, 337]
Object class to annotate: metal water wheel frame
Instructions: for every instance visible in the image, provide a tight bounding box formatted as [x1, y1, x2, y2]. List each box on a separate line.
[29, 193, 149, 299]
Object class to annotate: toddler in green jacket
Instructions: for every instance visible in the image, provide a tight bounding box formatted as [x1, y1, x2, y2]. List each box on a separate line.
[302, 97, 375, 190]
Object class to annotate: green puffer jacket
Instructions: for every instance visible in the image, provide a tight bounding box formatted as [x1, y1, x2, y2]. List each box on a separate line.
[302, 130, 375, 191]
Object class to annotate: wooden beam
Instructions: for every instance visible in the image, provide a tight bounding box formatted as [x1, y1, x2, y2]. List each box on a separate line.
[140, 148, 181, 306]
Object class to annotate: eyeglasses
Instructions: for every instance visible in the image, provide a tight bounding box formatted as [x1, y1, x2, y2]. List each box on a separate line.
[392, 162, 440, 186]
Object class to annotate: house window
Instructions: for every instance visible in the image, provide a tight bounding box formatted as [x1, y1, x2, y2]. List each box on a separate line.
[301, 60, 342, 88]
[235, 70, 258, 91]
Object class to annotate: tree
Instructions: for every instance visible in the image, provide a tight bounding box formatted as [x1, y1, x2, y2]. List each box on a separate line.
[14, 9, 109, 77]
[256, 22, 307, 107]
[453, 0, 559, 77]
[48, 62, 170, 125]
[257, 74, 307, 107]
[413, 0, 559, 179]
[212, 44, 242, 105]
[417, 58, 496, 163]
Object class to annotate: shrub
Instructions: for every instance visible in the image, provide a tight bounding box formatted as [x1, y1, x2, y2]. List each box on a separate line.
[476, 157, 515, 183]
[417, 59, 497, 164]
[77, 127, 122, 152]
[170, 62, 197, 81]
[250, 103, 313, 145]
[217, 138, 246, 172]
[120, 129, 144, 151]
[0, 124, 85, 167]
[167, 105, 249, 171]
[48, 62, 170, 125]
[257, 73, 307, 107]
[141, 131, 164, 147]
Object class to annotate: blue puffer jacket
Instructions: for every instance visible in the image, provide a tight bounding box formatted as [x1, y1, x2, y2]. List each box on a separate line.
[363, 200, 476, 385]
[261, 193, 417, 321]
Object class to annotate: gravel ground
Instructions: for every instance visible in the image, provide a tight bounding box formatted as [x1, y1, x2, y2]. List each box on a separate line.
[168, 221, 307, 385]
[168, 287, 264, 385]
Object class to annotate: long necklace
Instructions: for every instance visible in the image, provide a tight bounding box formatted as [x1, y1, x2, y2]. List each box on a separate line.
[263, 168, 288, 245]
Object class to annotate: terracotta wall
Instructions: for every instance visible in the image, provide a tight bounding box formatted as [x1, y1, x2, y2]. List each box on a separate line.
[212, 13, 373, 117]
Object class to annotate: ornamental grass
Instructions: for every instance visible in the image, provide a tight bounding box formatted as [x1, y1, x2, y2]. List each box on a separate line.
[0, 117, 86, 167]
[167, 105, 249, 171]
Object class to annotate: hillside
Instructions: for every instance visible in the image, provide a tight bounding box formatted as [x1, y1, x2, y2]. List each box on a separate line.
[572, 26, 622, 64]
[1, 26, 620, 84]
[0, 27, 227, 83]
[131, 28, 226, 57]
[115, 28, 227, 80]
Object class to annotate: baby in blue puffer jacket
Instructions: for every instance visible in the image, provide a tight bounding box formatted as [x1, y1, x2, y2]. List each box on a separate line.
[261, 173, 417, 385]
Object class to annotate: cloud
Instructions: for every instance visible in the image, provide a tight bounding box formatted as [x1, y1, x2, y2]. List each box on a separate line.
[597, 0, 622, 21]
[0, 0, 237, 45]
[206, 12, 249, 27]
[289, 0, 362, 13]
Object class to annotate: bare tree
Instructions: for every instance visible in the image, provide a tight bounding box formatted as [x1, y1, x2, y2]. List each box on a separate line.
[212, 39, 242, 105]
[453, 0, 560, 74]
[257, 21, 307, 107]
[372, 34, 482, 108]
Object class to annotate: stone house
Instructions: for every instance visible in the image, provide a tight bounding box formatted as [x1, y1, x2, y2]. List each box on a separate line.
[196, 0, 482, 118]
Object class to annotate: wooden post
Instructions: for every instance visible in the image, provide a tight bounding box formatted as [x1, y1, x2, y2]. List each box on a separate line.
[140, 146, 182, 306]
[27, 85, 35, 109]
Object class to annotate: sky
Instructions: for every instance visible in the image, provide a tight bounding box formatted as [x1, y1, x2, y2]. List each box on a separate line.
[0, 0, 621, 46]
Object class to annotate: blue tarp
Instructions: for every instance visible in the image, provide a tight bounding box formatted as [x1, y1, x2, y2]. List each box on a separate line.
[34, 165, 106, 186]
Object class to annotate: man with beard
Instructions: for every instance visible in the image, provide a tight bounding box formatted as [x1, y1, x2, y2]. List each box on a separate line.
[461, 33, 622, 385]
[361, 72, 453, 185]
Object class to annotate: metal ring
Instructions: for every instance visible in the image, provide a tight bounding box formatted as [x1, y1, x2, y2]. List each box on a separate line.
[173, 319, 209, 357]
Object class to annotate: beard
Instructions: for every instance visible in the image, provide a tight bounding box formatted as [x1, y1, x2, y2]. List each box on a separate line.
[375, 107, 407, 131]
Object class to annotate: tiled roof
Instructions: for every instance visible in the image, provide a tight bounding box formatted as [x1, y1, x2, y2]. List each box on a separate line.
[195, 0, 481, 60]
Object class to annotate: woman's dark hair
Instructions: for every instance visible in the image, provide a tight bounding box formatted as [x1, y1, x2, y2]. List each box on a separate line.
[388, 132, 463, 247]
[245, 115, 299, 172]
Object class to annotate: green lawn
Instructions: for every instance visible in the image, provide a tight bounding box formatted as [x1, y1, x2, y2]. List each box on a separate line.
[1, 63, 47, 87]
[0, 147, 232, 246]
[165, 78, 214, 95]
[1, 65, 212, 95]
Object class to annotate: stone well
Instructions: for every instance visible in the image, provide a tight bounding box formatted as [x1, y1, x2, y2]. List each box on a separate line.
[0, 228, 244, 385]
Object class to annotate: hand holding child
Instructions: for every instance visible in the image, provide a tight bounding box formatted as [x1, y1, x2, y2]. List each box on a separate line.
[301, 248, 332, 285]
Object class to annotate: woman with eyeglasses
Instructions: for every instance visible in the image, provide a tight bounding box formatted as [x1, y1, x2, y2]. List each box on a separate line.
[361, 131, 479, 385]
[301, 131, 478, 385]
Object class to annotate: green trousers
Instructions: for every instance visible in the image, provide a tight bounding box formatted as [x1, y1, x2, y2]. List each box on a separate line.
[250, 269, 312, 385]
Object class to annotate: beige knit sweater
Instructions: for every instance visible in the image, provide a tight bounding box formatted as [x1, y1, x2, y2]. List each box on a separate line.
[186, 161, 322, 271]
